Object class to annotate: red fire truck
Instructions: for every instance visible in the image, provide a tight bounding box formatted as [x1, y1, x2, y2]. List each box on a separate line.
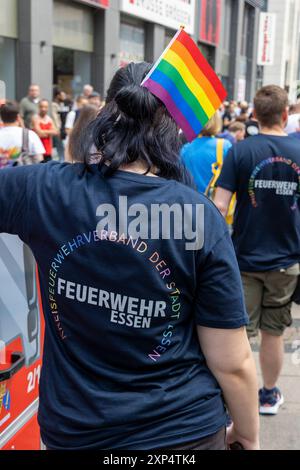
[0, 234, 44, 450]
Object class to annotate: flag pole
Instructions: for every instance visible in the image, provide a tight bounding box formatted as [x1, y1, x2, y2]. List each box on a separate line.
[141, 26, 186, 86]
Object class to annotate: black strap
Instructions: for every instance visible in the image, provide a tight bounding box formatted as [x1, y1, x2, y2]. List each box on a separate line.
[21, 128, 29, 155]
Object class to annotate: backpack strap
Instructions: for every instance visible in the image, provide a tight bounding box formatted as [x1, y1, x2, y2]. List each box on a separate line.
[22, 128, 30, 155]
[205, 139, 224, 196]
[216, 138, 224, 167]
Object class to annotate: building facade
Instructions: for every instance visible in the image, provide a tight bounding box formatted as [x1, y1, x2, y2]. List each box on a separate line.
[0, 0, 266, 102]
[262, 0, 300, 101]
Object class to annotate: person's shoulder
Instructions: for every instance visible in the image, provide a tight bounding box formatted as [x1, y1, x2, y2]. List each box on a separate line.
[25, 162, 79, 185]
[28, 128, 41, 140]
[170, 181, 227, 236]
[182, 138, 198, 150]
[20, 161, 70, 175]
[288, 132, 300, 139]
[19, 96, 29, 105]
[181, 138, 200, 157]
[0, 163, 75, 191]
[0, 162, 45, 181]
[286, 133, 300, 140]
[1, 126, 22, 137]
[222, 139, 232, 150]
[42, 161, 72, 174]
[283, 134, 300, 149]
[170, 179, 217, 207]
[234, 135, 261, 150]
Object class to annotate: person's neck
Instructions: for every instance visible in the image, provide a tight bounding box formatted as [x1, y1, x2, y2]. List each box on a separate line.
[2, 122, 19, 127]
[260, 124, 287, 136]
[119, 161, 158, 177]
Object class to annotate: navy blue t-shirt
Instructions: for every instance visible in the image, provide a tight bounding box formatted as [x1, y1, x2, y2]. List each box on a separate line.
[218, 134, 300, 272]
[0, 162, 247, 450]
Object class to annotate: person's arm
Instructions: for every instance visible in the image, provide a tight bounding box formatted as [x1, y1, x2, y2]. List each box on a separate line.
[0, 166, 34, 241]
[32, 116, 47, 138]
[64, 141, 72, 163]
[65, 111, 75, 136]
[33, 154, 44, 163]
[28, 130, 46, 163]
[42, 119, 59, 137]
[197, 326, 259, 450]
[213, 146, 237, 217]
[19, 98, 26, 119]
[194, 203, 259, 449]
[214, 187, 233, 218]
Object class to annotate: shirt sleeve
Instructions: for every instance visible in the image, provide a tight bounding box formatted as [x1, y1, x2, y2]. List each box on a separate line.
[195, 214, 248, 329]
[28, 130, 46, 156]
[217, 146, 238, 193]
[0, 166, 34, 242]
[65, 111, 75, 130]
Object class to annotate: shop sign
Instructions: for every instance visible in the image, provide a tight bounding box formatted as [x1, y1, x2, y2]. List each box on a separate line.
[257, 13, 276, 66]
[199, 0, 221, 46]
[74, 0, 109, 8]
[120, 0, 196, 35]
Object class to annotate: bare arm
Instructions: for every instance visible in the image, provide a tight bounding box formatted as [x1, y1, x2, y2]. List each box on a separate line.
[19, 99, 25, 119]
[64, 142, 73, 163]
[32, 116, 47, 138]
[65, 127, 73, 136]
[197, 326, 259, 450]
[43, 120, 59, 137]
[214, 187, 233, 218]
[32, 154, 44, 163]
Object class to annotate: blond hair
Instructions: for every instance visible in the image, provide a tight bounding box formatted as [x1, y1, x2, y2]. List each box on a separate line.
[201, 112, 222, 137]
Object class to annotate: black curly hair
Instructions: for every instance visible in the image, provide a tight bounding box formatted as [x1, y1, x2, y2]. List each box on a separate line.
[80, 62, 191, 183]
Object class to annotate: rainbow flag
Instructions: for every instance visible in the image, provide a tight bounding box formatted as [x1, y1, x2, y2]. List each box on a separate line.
[141, 28, 227, 142]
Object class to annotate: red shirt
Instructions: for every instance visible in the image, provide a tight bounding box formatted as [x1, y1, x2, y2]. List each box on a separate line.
[38, 119, 53, 156]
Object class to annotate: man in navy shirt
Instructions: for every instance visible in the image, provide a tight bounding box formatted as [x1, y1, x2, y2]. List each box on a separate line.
[215, 85, 300, 416]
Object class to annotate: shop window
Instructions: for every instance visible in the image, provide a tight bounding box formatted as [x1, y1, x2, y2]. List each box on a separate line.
[120, 23, 145, 67]
[53, 1, 94, 53]
[53, 47, 91, 96]
[0, 0, 17, 39]
[0, 37, 16, 99]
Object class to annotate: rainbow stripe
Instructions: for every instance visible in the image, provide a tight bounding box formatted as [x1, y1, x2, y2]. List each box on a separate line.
[142, 28, 227, 142]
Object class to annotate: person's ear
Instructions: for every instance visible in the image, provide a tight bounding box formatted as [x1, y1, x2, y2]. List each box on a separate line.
[282, 107, 289, 126]
[253, 109, 257, 121]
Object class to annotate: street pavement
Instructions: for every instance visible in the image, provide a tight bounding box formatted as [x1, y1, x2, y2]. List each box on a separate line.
[251, 303, 300, 450]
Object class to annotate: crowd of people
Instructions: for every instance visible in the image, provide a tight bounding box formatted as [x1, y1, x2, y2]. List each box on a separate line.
[1, 67, 300, 451]
[0, 83, 103, 168]
[1, 84, 299, 170]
